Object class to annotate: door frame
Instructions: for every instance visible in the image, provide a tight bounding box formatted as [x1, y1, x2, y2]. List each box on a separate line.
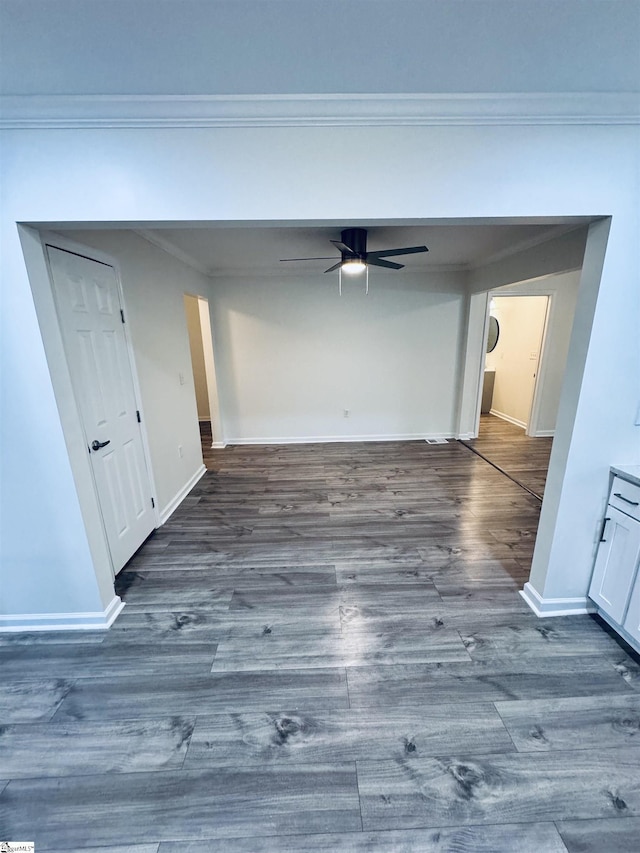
[37, 230, 159, 576]
[481, 291, 553, 437]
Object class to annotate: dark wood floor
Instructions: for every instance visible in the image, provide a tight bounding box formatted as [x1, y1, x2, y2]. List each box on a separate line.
[2, 431, 640, 851]
[462, 414, 554, 498]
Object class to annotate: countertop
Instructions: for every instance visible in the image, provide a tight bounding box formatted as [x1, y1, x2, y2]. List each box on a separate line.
[611, 464, 640, 488]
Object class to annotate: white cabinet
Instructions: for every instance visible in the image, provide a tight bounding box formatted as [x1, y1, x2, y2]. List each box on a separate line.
[589, 506, 640, 623]
[623, 570, 640, 645]
[588, 472, 640, 653]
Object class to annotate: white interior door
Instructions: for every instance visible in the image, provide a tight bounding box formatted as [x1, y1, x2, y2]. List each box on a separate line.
[47, 245, 155, 574]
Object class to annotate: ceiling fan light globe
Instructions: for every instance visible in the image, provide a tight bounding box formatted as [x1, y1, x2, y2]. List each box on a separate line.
[341, 260, 366, 275]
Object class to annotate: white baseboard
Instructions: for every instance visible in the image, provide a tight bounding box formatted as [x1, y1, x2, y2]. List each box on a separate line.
[457, 432, 475, 440]
[224, 433, 455, 446]
[490, 409, 527, 430]
[0, 595, 125, 632]
[159, 464, 207, 524]
[529, 429, 555, 438]
[211, 441, 227, 449]
[520, 582, 596, 617]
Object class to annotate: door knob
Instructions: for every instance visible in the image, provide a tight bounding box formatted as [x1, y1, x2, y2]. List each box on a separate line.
[91, 439, 111, 451]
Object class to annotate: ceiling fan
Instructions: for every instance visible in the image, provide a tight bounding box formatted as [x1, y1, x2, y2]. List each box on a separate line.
[280, 228, 429, 274]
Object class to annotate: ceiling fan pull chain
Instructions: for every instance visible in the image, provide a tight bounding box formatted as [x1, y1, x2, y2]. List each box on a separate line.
[338, 266, 342, 297]
[365, 266, 369, 295]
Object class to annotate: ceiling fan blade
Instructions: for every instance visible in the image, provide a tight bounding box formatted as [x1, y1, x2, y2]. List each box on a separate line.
[330, 240, 358, 255]
[280, 256, 339, 262]
[366, 245, 429, 259]
[324, 261, 344, 273]
[366, 257, 404, 270]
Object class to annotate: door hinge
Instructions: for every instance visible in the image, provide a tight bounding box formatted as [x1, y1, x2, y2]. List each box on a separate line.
[136, 410, 141, 423]
[151, 497, 155, 508]
[120, 309, 125, 323]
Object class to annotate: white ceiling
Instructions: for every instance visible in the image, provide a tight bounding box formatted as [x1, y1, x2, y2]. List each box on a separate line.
[141, 221, 589, 276]
[3, 1, 638, 96]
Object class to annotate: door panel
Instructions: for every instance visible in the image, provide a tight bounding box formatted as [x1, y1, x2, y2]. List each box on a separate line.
[103, 451, 129, 535]
[123, 439, 147, 518]
[623, 570, 640, 644]
[47, 245, 155, 573]
[77, 330, 109, 427]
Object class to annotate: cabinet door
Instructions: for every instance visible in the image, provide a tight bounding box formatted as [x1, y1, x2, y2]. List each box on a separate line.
[589, 506, 640, 624]
[623, 569, 640, 644]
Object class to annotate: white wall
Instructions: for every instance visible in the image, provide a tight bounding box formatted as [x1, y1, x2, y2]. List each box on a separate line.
[493, 271, 581, 435]
[63, 230, 208, 516]
[529, 218, 639, 604]
[209, 271, 466, 442]
[184, 294, 210, 420]
[0, 227, 110, 620]
[0, 121, 638, 626]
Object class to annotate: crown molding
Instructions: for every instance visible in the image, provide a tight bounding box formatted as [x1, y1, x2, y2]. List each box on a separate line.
[118, 225, 590, 281]
[206, 263, 469, 279]
[134, 229, 211, 276]
[1, 92, 638, 129]
[135, 229, 468, 279]
[68, 225, 588, 282]
[474, 223, 586, 269]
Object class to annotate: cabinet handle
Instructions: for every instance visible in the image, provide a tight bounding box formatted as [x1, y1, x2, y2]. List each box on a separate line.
[600, 517, 611, 542]
[613, 492, 639, 507]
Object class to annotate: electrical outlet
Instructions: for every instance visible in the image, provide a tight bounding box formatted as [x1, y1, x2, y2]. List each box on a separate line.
[179, 371, 186, 385]
[343, 409, 350, 418]
[178, 445, 184, 458]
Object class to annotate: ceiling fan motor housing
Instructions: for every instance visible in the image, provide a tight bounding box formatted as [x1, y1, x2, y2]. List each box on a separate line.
[279, 227, 428, 272]
[341, 228, 367, 261]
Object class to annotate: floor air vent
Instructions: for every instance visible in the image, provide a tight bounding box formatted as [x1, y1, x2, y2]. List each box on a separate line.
[425, 438, 449, 444]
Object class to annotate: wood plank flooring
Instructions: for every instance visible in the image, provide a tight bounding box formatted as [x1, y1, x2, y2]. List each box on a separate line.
[2, 432, 639, 851]
[461, 414, 553, 498]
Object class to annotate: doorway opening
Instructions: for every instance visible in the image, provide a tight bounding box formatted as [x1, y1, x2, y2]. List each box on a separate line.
[462, 272, 580, 502]
[18, 218, 604, 628]
[464, 293, 552, 499]
[484, 294, 549, 436]
[183, 293, 224, 463]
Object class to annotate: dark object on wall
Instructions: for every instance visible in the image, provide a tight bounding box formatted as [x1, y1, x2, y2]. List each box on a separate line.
[481, 369, 496, 414]
[280, 228, 428, 273]
[487, 315, 500, 353]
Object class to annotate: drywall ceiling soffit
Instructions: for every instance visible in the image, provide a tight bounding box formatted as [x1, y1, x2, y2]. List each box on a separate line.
[2, 93, 639, 129]
[133, 222, 589, 279]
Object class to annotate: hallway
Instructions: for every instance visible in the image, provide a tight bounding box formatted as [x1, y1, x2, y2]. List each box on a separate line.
[462, 415, 554, 499]
[1, 439, 639, 851]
